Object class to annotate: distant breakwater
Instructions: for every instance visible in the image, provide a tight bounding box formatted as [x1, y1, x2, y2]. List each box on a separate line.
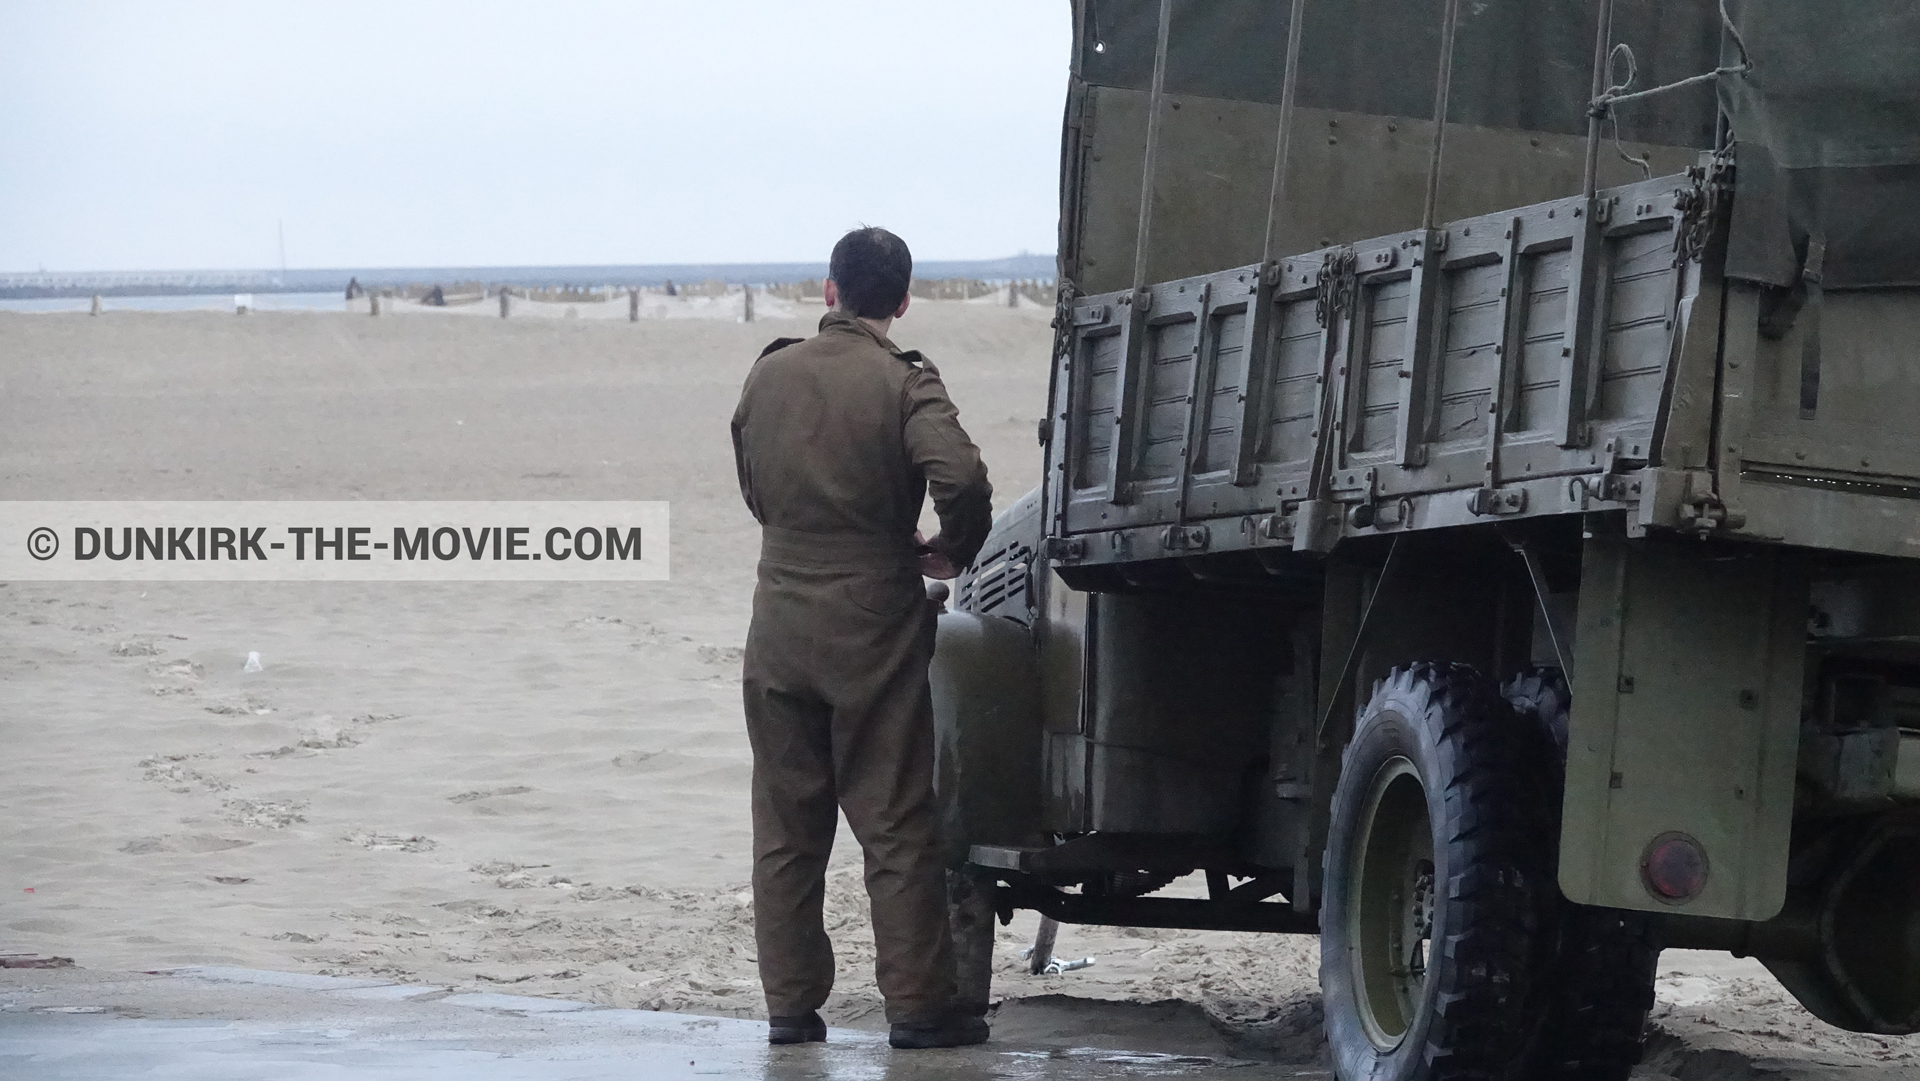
[0, 255, 1057, 300]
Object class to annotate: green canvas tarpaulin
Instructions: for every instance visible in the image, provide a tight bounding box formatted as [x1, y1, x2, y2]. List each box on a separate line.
[1075, 0, 1718, 144]
[1063, 1, 1722, 289]
[1065, 0, 1920, 290]
[1720, 0, 1920, 288]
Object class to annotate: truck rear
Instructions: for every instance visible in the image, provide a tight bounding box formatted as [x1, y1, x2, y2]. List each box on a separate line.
[933, 2, 1920, 1078]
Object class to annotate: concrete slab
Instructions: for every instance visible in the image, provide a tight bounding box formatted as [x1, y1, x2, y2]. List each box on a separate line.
[0, 967, 1282, 1080]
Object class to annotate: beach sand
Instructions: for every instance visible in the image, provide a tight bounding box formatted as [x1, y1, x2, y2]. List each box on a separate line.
[2, 301, 1913, 1074]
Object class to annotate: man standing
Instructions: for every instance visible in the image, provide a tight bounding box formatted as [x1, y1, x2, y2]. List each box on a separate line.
[731, 227, 994, 1049]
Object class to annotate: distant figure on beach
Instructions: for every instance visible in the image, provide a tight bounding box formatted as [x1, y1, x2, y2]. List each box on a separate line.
[345, 277, 363, 300]
[423, 285, 445, 307]
[730, 227, 993, 1051]
[664, 279, 678, 297]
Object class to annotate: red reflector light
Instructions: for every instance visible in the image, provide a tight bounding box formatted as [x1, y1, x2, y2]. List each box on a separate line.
[1642, 833, 1710, 901]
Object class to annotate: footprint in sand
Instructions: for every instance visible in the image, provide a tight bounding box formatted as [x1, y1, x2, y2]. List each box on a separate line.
[113, 638, 165, 657]
[470, 860, 576, 890]
[696, 645, 745, 666]
[243, 714, 397, 758]
[119, 834, 253, 855]
[249, 716, 363, 758]
[222, 798, 307, 829]
[620, 623, 670, 646]
[447, 786, 533, 803]
[148, 659, 204, 696]
[140, 754, 232, 793]
[147, 659, 202, 679]
[436, 899, 512, 920]
[470, 860, 545, 876]
[205, 696, 273, 716]
[346, 832, 436, 852]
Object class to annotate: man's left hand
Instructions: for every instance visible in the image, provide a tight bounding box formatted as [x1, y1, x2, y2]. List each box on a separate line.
[915, 530, 960, 580]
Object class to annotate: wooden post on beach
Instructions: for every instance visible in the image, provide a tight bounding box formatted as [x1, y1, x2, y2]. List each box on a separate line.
[629, 288, 640, 322]
[370, 293, 381, 317]
[499, 289, 510, 319]
[1008, 279, 1019, 308]
[90, 294, 102, 316]
[743, 285, 755, 323]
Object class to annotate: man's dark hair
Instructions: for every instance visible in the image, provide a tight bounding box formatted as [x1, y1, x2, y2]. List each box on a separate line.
[829, 227, 913, 320]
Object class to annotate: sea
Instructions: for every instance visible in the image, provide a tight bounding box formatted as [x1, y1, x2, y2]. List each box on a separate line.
[0, 292, 348, 314]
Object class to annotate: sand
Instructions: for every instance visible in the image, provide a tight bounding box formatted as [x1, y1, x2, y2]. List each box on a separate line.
[1, 301, 1914, 1075]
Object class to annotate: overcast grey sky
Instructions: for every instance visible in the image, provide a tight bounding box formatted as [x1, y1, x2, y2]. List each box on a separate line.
[0, 2, 1070, 272]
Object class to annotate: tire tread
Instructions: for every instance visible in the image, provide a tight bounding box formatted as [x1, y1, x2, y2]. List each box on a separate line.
[1501, 666, 1660, 1081]
[1323, 662, 1560, 1080]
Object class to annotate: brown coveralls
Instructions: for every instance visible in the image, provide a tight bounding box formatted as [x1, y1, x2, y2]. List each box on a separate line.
[731, 310, 993, 1024]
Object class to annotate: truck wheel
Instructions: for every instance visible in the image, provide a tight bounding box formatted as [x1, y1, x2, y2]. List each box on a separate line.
[1320, 663, 1558, 1081]
[947, 869, 997, 1017]
[1503, 668, 1660, 1081]
[1529, 906, 1660, 1081]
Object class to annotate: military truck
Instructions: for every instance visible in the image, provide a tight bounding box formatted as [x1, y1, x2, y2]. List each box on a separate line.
[931, 2, 1920, 1078]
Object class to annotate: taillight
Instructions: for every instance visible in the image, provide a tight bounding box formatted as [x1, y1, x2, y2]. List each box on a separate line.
[1642, 832, 1710, 902]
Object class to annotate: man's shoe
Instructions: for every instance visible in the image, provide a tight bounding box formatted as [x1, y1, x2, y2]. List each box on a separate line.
[888, 1014, 989, 1049]
[768, 1011, 827, 1045]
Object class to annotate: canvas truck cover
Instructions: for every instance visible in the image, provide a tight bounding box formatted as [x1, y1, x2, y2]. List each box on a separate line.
[1060, 0, 1722, 297]
[1721, 0, 1920, 289]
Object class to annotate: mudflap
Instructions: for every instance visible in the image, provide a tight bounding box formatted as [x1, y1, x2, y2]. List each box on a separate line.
[1560, 532, 1807, 920]
[930, 612, 1044, 866]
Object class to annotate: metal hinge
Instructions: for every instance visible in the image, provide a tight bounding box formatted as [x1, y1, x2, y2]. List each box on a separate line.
[1161, 524, 1210, 551]
[1044, 536, 1087, 561]
[1329, 467, 1377, 502]
[1467, 487, 1528, 516]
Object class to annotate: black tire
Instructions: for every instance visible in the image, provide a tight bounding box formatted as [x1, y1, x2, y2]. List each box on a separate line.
[1320, 663, 1559, 1081]
[1528, 907, 1660, 1081]
[1502, 667, 1660, 1081]
[947, 869, 997, 1017]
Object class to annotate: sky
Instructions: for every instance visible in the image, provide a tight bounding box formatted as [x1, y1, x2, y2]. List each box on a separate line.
[0, 2, 1071, 272]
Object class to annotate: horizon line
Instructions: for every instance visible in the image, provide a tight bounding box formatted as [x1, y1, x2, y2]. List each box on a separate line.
[0, 255, 1060, 299]
[1, 254, 1058, 278]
